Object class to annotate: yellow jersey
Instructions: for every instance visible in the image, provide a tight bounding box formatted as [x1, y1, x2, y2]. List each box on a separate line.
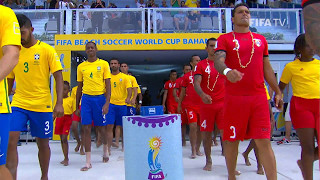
[71, 86, 77, 112]
[110, 72, 132, 105]
[280, 59, 320, 99]
[0, 5, 21, 113]
[185, 0, 198, 7]
[126, 75, 139, 107]
[8, 40, 62, 112]
[137, 86, 141, 94]
[63, 96, 73, 115]
[77, 59, 111, 96]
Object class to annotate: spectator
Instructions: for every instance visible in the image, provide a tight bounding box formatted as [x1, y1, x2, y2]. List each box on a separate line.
[135, 0, 145, 7]
[180, 0, 186, 7]
[91, 0, 105, 34]
[35, 0, 44, 8]
[108, 6, 122, 33]
[160, 0, 168, 7]
[78, 0, 91, 19]
[185, 0, 197, 7]
[200, 0, 210, 16]
[56, 0, 75, 9]
[4, 0, 19, 9]
[151, 4, 163, 31]
[171, 0, 180, 7]
[188, 11, 199, 30]
[174, 11, 188, 31]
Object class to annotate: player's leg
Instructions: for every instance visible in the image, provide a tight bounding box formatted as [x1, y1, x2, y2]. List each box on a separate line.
[242, 139, 253, 166]
[106, 104, 116, 155]
[181, 106, 187, 146]
[59, 134, 69, 166]
[113, 126, 120, 148]
[71, 121, 82, 152]
[6, 108, 29, 179]
[254, 139, 276, 180]
[0, 114, 13, 180]
[202, 131, 212, 171]
[213, 124, 219, 146]
[189, 122, 197, 158]
[303, 2, 320, 56]
[36, 137, 50, 180]
[224, 140, 240, 180]
[116, 105, 127, 151]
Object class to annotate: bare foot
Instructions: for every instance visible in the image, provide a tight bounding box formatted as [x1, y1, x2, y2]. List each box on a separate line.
[190, 154, 196, 159]
[257, 168, 264, 175]
[96, 141, 102, 148]
[203, 161, 212, 171]
[112, 142, 119, 148]
[213, 140, 218, 146]
[75, 143, 80, 152]
[182, 141, 186, 147]
[242, 152, 251, 166]
[235, 170, 241, 176]
[60, 159, 69, 166]
[80, 148, 85, 155]
[80, 164, 92, 171]
[103, 156, 109, 163]
[196, 151, 204, 156]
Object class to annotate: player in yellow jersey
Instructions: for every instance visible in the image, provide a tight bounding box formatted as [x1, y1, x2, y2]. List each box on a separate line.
[279, 34, 320, 180]
[70, 86, 84, 155]
[0, 5, 21, 180]
[54, 81, 73, 166]
[75, 42, 111, 171]
[6, 14, 63, 180]
[106, 58, 132, 153]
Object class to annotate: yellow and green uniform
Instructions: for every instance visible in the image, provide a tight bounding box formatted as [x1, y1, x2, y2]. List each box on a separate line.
[126, 74, 139, 107]
[110, 72, 132, 105]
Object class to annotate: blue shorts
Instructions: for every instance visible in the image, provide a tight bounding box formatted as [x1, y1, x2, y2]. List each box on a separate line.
[106, 104, 127, 126]
[10, 107, 53, 138]
[127, 106, 136, 116]
[81, 94, 106, 126]
[0, 114, 10, 165]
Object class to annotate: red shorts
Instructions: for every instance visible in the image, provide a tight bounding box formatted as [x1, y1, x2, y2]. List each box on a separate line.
[55, 115, 72, 135]
[200, 100, 224, 132]
[223, 94, 270, 141]
[185, 106, 200, 125]
[290, 96, 320, 130]
[72, 112, 81, 122]
[167, 103, 178, 114]
[181, 105, 188, 125]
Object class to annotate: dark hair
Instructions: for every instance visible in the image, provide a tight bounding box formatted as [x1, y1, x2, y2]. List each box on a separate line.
[189, 55, 199, 63]
[86, 41, 97, 48]
[110, 58, 120, 63]
[170, 69, 177, 74]
[16, 14, 32, 28]
[63, 81, 70, 88]
[294, 34, 306, 59]
[206, 38, 217, 47]
[232, 3, 249, 17]
[120, 62, 128, 66]
[183, 64, 191, 69]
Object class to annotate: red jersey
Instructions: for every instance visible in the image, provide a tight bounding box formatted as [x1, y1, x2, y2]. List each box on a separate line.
[181, 71, 202, 107]
[164, 80, 178, 106]
[194, 59, 225, 101]
[215, 32, 268, 96]
[302, 0, 318, 8]
[174, 77, 184, 97]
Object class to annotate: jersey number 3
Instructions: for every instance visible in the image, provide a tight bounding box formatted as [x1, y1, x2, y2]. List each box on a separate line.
[24, 62, 29, 73]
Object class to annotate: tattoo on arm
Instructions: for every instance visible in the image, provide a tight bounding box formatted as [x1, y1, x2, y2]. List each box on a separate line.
[194, 75, 204, 96]
[213, 51, 227, 74]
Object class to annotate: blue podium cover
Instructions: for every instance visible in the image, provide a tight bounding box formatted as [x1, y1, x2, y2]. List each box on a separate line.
[123, 114, 183, 180]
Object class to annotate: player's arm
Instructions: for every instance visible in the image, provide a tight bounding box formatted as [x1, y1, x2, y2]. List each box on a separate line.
[131, 87, 138, 105]
[75, 81, 83, 116]
[0, 45, 20, 82]
[263, 56, 282, 110]
[53, 70, 64, 118]
[162, 89, 168, 111]
[126, 87, 132, 104]
[194, 74, 212, 104]
[102, 78, 111, 114]
[177, 87, 186, 113]
[137, 92, 142, 109]
[173, 88, 179, 103]
[214, 51, 243, 83]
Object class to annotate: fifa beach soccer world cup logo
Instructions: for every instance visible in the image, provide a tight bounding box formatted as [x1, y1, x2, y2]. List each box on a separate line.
[148, 136, 165, 180]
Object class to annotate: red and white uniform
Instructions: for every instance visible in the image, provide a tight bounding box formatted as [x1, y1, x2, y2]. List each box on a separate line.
[181, 71, 202, 124]
[164, 80, 178, 114]
[216, 32, 270, 141]
[175, 77, 188, 124]
[194, 59, 226, 131]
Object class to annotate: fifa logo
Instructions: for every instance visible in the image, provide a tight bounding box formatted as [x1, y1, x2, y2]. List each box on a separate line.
[148, 137, 165, 180]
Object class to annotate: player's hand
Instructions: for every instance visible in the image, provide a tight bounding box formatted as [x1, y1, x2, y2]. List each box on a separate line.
[174, 96, 179, 103]
[177, 104, 182, 114]
[136, 104, 141, 112]
[130, 99, 136, 106]
[200, 93, 212, 104]
[162, 104, 166, 112]
[125, 98, 131, 104]
[102, 102, 109, 115]
[274, 93, 283, 111]
[53, 104, 64, 119]
[226, 69, 244, 83]
[75, 108, 80, 117]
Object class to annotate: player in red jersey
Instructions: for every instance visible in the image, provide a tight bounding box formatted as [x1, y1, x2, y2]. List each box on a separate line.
[162, 70, 178, 114]
[194, 38, 226, 171]
[173, 64, 191, 146]
[302, 0, 320, 56]
[213, 4, 282, 180]
[178, 55, 203, 159]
